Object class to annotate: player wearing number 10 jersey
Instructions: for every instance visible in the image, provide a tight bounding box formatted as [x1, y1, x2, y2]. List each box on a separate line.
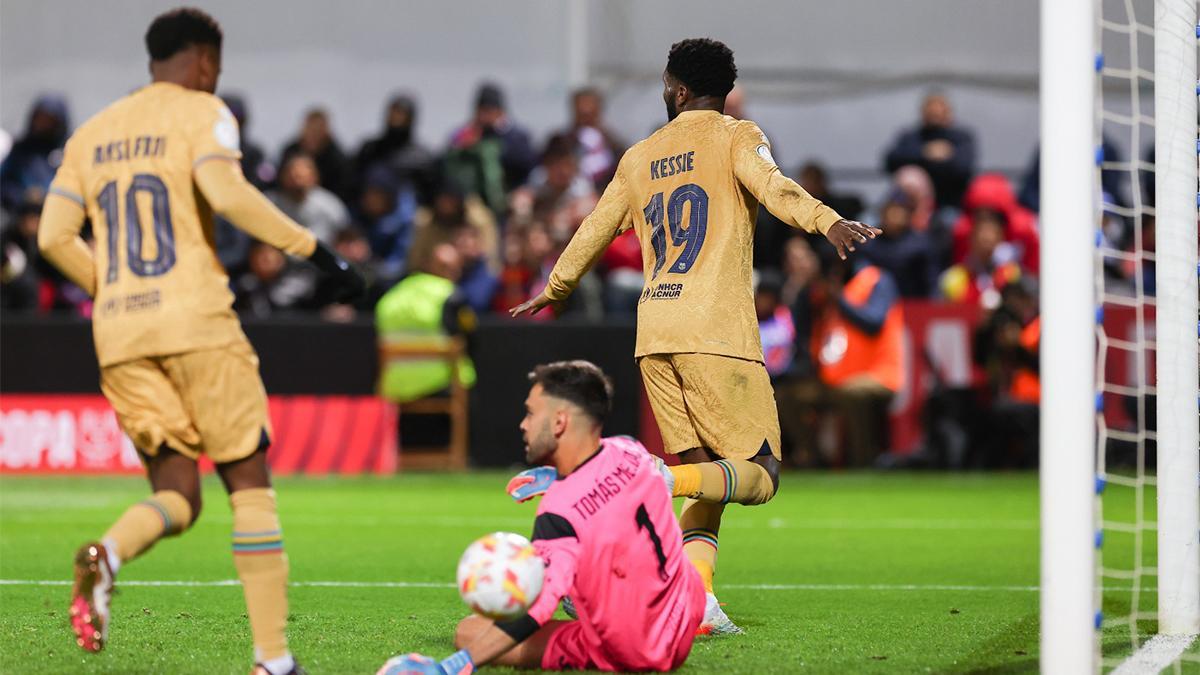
[37, 8, 361, 675]
[512, 38, 880, 634]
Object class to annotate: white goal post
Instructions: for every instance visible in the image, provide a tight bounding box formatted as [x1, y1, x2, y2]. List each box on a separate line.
[1039, 0, 1099, 670]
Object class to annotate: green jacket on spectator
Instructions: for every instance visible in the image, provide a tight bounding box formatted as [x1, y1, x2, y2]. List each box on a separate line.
[376, 272, 476, 403]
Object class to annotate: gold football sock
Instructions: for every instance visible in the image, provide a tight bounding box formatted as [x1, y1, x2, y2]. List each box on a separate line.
[103, 490, 192, 563]
[231, 488, 290, 662]
[679, 499, 724, 594]
[670, 459, 776, 505]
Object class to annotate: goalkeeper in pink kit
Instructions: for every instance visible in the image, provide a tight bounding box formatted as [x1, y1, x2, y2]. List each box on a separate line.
[382, 361, 703, 673]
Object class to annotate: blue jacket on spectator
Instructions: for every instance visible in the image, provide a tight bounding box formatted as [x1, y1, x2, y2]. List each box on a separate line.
[859, 227, 939, 299]
[358, 166, 418, 284]
[1, 94, 69, 210]
[838, 263, 901, 336]
[458, 257, 499, 315]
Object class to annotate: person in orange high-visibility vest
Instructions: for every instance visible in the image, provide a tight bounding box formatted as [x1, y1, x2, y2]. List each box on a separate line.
[812, 260, 905, 466]
[1009, 316, 1040, 404]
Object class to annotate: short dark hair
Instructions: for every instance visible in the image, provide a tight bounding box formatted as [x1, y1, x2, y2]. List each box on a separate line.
[541, 133, 577, 164]
[145, 8, 222, 62]
[666, 38, 737, 98]
[528, 360, 614, 427]
[475, 82, 505, 111]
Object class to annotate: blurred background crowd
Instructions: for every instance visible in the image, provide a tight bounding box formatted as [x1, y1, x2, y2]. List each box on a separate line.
[0, 81, 1158, 470]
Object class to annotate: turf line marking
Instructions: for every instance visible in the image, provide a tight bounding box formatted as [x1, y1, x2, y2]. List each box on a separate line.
[0, 513, 1040, 531]
[0, 579, 1152, 592]
[0, 579, 452, 588]
[1111, 634, 1199, 675]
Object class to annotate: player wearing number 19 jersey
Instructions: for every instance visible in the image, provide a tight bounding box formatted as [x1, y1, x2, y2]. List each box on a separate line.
[37, 9, 361, 674]
[511, 39, 880, 634]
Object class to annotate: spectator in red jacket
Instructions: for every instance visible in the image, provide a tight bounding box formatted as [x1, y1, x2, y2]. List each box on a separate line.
[950, 173, 1040, 272]
[600, 229, 643, 315]
[941, 208, 1024, 310]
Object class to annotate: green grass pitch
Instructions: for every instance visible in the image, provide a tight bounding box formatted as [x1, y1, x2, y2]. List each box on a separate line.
[0, 472, 1191, 674]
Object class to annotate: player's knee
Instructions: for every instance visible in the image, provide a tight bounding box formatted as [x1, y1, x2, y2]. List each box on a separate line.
[153, 488, 200, 535]
[765, 459, 780, 495]
[182, 492, 202, 528]
[751, 456, 780, 504]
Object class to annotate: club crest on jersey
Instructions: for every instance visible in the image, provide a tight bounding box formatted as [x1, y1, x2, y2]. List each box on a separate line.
[756, 143, 776, 166]
[214, 106, 240, 152]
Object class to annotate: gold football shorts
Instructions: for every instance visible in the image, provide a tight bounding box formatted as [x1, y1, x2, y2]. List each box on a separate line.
[100, 339, 270, 464]
[638, 352, 781, 461]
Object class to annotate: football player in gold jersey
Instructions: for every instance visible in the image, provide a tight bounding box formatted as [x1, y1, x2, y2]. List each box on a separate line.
[37, 9, 361, 674]
[513, 38, 879, 634]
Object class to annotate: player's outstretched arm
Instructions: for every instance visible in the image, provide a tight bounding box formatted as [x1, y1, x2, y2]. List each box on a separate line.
[731, 121, 880, 258]
[509, 171, 630, 318]
[195, 158, 316, 256]
[194, 159, 364, 299]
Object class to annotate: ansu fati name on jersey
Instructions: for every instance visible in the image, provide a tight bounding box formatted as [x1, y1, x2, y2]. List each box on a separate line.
[92, 136, 168, 164]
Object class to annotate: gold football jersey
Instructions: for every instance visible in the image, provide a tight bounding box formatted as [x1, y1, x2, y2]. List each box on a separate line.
[47, 83, 284, 366]
[545, 110, 842, 362]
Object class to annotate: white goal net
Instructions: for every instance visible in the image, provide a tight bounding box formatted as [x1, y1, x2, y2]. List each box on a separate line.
[1042, 0, 1198, 673]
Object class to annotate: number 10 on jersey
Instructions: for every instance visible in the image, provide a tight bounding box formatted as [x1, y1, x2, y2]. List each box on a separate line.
[97, 173, 177, 284]
[643, 183, 709, 279]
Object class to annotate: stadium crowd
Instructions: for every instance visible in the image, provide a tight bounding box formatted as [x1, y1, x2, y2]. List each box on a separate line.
[0, 85, 1157, 469]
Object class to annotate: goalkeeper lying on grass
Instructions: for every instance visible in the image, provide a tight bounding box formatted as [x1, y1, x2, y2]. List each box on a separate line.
[379, 361, 703, 673]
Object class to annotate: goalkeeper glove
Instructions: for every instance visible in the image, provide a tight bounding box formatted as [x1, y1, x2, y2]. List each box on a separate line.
[438, 649, 474, 675]
[308, 241, 365, 302]
[377, 650, 473, 675]
[506, 466, 558, 503]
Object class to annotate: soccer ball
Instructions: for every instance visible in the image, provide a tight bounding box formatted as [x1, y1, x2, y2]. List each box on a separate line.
[456, 532, 544, 621]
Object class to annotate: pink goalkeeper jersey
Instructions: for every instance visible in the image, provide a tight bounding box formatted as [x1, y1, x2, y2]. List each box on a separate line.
[527, 436, 704, 670]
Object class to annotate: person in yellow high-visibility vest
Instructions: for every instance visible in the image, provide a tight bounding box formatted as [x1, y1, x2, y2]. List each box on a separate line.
[376, 243, 477, 405]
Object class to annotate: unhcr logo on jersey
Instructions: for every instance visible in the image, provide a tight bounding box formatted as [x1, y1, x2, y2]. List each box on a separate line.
[640, 282, 684, 302]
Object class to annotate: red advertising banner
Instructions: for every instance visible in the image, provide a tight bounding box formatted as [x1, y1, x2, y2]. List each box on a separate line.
[0, 394, 397, 475]
[888, 301, 983, 453]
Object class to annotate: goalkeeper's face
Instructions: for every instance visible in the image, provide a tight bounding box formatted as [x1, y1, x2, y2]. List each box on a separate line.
[521, 384, 562, 465]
